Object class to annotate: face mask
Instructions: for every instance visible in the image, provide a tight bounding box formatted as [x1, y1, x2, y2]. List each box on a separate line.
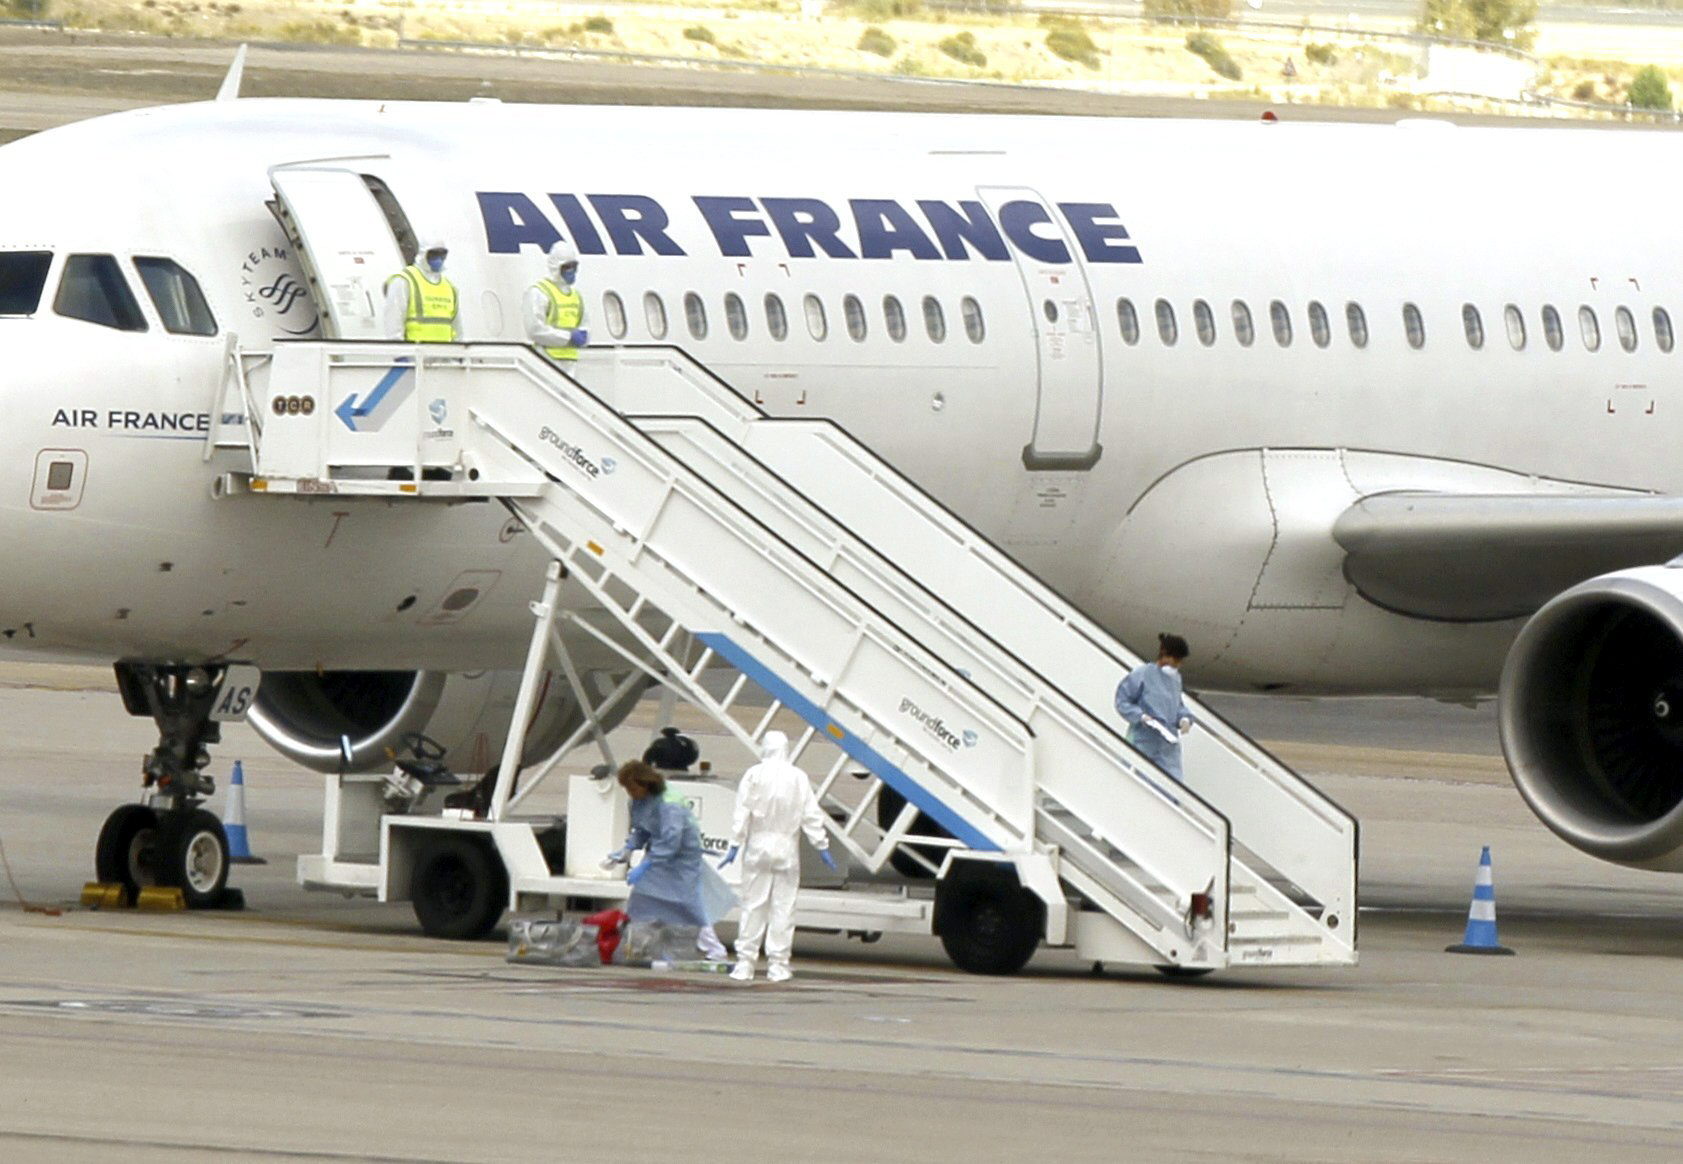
[559, 264, 577, 286]
[1160, 663, 1178, 674]
[426, 255, 445, 273]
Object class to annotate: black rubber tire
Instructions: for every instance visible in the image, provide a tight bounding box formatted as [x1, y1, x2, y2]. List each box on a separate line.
[94, 804, 161, 899]
[876, 785, 952, 879]
[154, 809, 231, 909]
[1154, 965, 1215, 980]
[410, 835, 507, 940]
[936, 865, 1043, 976]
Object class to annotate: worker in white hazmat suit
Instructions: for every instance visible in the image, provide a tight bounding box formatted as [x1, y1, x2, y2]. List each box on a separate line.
[523, 240, 588, 361]
[383, 237, 459, 342]
[719, 730, 836, 983]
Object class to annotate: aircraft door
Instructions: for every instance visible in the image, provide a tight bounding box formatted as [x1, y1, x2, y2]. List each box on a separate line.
[269, 167, 412, 339]
[978, 186, 1102, 472]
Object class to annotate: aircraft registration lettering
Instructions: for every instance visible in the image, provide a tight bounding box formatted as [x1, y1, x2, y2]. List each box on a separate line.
[478, 192, 1141, 265]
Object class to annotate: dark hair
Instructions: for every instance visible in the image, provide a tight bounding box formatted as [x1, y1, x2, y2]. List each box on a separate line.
[1158, 632, 1190, 661]
[641, 726, 699, 772]
[616, 759, 666, 799]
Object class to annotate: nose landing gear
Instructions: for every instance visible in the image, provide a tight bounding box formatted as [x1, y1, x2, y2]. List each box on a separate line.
[98, 663, 238, 908]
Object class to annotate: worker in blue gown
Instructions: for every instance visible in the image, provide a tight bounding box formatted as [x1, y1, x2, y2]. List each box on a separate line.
[611, 760, 735, 936]
[1114, 633, 1195, 783]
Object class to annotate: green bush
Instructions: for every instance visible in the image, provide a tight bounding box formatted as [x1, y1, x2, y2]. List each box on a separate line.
[858, 25, 896, 56]
[893, 53, 929, 75]
[938, 30, 987, 67]
[1186, 30, 1241, 79]
[582, 14, 613, 34]
[1418, 0, 1536, 50]
[1142, 0, 1232, 23]
[1045, 23, 1099, 69]
[846, 0, 924, 19]
[1629, 64, 1672, 109]
[1571, 78, 1596, 100]
[277, 18, 361, 45]
[683, 24, 716, 43]
[1304, 41, 1336, 66]
[1, 0, 50, 17]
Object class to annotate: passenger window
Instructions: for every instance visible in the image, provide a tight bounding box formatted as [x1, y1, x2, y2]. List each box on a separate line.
[1345, 302, 1368, 349]
[1308, 300, 1331, 349]
[1193, 299, 1216, 347]
[1580, 305, 1601, 352]
[1616, 306, 1638, 352]
[883, 294, 907, 342]
[1269, 300, 1292, 347]
[725, 292, 749, 341]
[1656, 307, 1675, 354]
[0, 251, 53, 316]
[1542, 304, 1564, 351]
[603, 291, 627, 339]
[1231, 300, 1255, 347]
[1403, 303, 1425, 350]
[134, 257, 216, 336]
[55, 254, 147, 331]
[683, 291, 707, 340]
[1504, 304, 1525, 350]
[1155, 298, 1178, 346]
[764, 293, 788, 341]
[1117, 298, 1141, 345]
[805, 293, 828, 341]
[1462, 304, 1484, 350]
[961, 296, 985, 343]
[923, 296, 946, 343]
[844, 294, 867, 342]
[643, 292, 668, 340]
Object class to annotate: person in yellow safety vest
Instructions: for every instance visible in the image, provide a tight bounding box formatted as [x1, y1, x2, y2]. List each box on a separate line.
[523, 240, 589, 361]
[382, 237, 460, 343]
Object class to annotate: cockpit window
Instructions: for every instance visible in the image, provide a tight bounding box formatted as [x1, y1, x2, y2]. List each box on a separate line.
[55, 254, 147, 331]
[134, 257, 217, 336]
[0, 251, 53, 316]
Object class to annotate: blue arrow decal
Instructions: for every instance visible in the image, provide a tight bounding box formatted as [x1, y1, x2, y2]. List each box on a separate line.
[335, 360, 414, 433]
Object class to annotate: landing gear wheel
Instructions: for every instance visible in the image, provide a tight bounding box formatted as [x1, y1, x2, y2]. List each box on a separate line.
[935, 864, 1043, 976]
[410, 835, 507, 940]
[1154, 965, 1214, 979]
[155, 809, 231, 909]
[94, 804, 162, 899]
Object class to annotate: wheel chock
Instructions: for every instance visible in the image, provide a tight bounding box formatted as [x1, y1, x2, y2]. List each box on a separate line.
[80, 882, 130, 910]
[135, 886, 186, 912]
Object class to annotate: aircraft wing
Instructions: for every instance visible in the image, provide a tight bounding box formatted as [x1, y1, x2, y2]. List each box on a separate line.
[1332, 493, 1683, 622]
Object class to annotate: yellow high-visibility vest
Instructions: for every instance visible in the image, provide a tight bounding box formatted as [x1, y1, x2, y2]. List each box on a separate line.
[388, 265, 457, 343]
[535, 279, 583, 361]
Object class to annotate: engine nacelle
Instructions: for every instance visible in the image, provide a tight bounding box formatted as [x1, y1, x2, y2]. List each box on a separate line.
[1500, 565, 1683, 870]
[248, 669, 628, 775]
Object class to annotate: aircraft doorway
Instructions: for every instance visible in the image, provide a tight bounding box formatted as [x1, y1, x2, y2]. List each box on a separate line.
[268, 167, 415, 339]
[978, 186, 1103, 472]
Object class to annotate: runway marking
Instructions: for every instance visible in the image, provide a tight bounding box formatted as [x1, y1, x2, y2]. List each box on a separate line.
[0, 997, 347, 1021]
[0, 1127, 456, 1163]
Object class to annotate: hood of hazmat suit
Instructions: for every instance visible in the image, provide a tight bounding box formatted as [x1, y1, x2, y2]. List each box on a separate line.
[547, 239, 580, 285]
[730, 730, 829, 872]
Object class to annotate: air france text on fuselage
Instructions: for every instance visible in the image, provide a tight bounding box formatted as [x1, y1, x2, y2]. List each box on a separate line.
[477, 193, 1142, 265]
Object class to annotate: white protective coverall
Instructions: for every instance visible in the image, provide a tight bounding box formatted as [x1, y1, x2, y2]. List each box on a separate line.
[730, 731, 830, 976]
[382, 237, 460, 342]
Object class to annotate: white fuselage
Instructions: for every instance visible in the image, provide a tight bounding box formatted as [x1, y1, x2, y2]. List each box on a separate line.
[1, 101, 1677, 693]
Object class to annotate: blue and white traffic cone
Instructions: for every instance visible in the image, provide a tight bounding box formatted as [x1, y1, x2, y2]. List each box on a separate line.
[1446, 845, 1512, 955]
[223, 760, 266, 866]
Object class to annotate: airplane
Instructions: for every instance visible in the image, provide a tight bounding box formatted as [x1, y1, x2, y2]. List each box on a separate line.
[1, 74, 1680, 915]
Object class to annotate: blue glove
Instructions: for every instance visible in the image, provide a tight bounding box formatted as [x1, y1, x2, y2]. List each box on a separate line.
[571, 328, 590, 347]
[718, 845, 739, 869]
[627, 860, 650, 886]
[819, 849, 838, 871]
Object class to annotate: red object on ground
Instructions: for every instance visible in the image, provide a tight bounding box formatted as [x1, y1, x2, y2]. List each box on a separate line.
[582, 908, 629, 964]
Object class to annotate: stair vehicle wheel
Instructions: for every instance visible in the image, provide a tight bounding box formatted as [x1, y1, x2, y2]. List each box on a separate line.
[155, 809, 231, 909]
[410, 834, 507, 940]
[935, 861, 1044, 976]
[1154, 965, 1214, 979]
[94, 804, 163, 899]
[876, 785, 952, 879]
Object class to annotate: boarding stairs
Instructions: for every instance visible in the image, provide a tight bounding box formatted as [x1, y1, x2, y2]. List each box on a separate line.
[218, 340, 1357, 971]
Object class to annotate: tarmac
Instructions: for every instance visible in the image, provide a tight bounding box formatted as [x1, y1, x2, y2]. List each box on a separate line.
[3, 667, 1683, 1161]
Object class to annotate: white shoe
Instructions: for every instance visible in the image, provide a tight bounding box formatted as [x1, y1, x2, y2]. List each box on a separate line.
[730, 961, 755, 982]
[766, 964, 792, 983]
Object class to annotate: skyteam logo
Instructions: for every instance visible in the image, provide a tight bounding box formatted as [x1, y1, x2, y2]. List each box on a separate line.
[335, 362, 413, 433]
[899, 697, 977, 753]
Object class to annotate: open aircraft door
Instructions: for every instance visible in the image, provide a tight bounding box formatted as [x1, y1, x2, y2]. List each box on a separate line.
[269, 167, 413, 340]
[978, 186, 1103, 472]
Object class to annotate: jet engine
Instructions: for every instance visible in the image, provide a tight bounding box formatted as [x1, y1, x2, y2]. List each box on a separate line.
[248, 668, 636, 775]
[1499, 565, 1683, 870]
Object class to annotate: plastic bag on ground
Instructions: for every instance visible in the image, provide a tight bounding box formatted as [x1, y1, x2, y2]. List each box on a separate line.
[616, 921, 702, 965]
[507, 917, 601, 967]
